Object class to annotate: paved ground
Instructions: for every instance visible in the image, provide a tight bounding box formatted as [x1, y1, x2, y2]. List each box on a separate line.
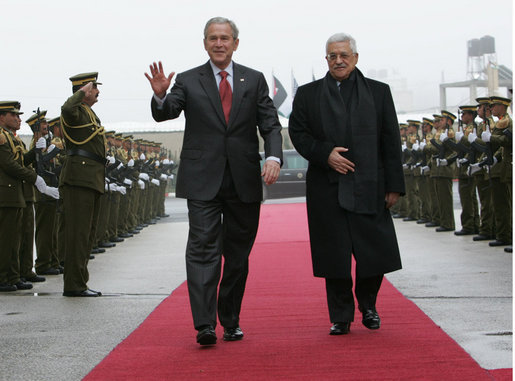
[0, 192, 512, 380]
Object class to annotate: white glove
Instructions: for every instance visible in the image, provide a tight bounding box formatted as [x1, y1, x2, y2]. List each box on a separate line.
[163, 159, 170, 165]
[467, 163, 481, 176]
[127, 159, 134, 167]
[160, 173, 168, 181]
[168, 174, 174, 180]
[107, 156, 115, 165]
[117, 186, 127, 195]
[155, 160, 160, 167]
[109, 183, 117, 192]
[123, 178, 132, 186]
[401, 143, 407, 151]
[412, 140, 420, 151]
[138, 179, 145, 189]
[420, 166, 430, 175]
[34, 175, 47, 193]
[140, 153, 146, 160]
[139, 173, 149, 181]
[117, 162, 124, 170]
[44, 186, 60, 199]
[105, 183, 109, 191]
[402, 164, 408, 169]
[35, 137, 46, 149]
[457, 158, 469, 165]
[492, 157, 498, 166]
[455, 131, 464, 142]
[436, 158, 448, 167]
[439, 130, 448, 142]
[468, 128, 477, 143]
[47, 144, 56, 153]
[419, 139, 426, 150]
[151, 179, 160, 186]
[481, 130, 491, 142]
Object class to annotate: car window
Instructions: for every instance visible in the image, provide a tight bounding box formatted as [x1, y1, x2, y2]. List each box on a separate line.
[285, 154, 307, 170]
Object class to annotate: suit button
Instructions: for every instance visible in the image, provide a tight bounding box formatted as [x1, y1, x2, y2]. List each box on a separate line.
[82, 161, 86, 165]
[8, 184, 12, 187]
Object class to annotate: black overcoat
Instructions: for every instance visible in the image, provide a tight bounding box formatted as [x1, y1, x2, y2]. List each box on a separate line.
[288, 72, 405, 278]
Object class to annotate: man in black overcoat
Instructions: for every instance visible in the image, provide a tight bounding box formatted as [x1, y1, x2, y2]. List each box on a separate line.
[145, 17, 283, 345]
[288, 33, 405, 335]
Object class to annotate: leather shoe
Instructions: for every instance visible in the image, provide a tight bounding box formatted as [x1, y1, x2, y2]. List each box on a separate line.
[436, 227, 454, 232]
[473, 234, 494, 241]
[196, 325, 217, 345]
[38, 268, 60, 276]
[330, 322, 351, 335]
[392, 214, 404, 219]
[489, 240, 511, 247]
[25, 275, 46, 283]
[425, 221, 438, 227]
[0, 283, 17, 292]
[63, 289, 101, 297]
[454, 229, 474, 236]
[361, 308, 381, 329]
[119, 232, 133, 238]
[504, 247, 512, 253]
[416, 219, 428, 224]
[223, 327, 244, 341]
[14, 281, 33, 290]
[99, 241, 116, 248]
[403, 217, 416, 222]
[128, 229, 140, 234]
[109, 236, 124, 243]
[159, 213, 170, 218]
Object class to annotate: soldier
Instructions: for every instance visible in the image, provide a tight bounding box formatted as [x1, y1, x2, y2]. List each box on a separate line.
[416, 118, 434, 225]
[451, 106, 480, 235]
[59, 72, 106, 297]
[478, 96, 512, 247]
[393, 123, 408, 218]
[404, 120, 421, 222]
[0, 101, 59, 292]
[431, 110, 457, 232]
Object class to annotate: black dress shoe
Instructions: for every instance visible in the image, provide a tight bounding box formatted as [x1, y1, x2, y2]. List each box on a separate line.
[96, 248, 106, 254]
[128, 230, 140, 234]
[91, 248, 101, 254]
[504, 247, 512, 253]
[118, 232, 133, 238]
[489, 240, 511, 247]
[99, 241, 116, 248]
[25, 275, 46, 282]
[109, 237, 124, 243]
[425, 222, 438, 227]
[90, 255, 95, 260]
[436, 227, 454, 232]
[330, 322, 351, 335]
[454, 229, 475, 236]
[14, 281, 33, 290]
[361, 308, 381, 329]
[416, 219, 429, 224]
[159, 213, 170, 218]
[392, 214, 404, 219]
[223, 327, 244, 341]
[58, 266, 64, 274]
[38, 268, 60, 276]
[0, 283, 17, 292]
[473, 234, 494, 241]
[196, 325, 217, 345]
[63, 289, 101, 297]
[403, 217, 416, 222]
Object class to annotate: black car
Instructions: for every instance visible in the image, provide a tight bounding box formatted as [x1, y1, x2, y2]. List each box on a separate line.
[260, 149, 308, 200]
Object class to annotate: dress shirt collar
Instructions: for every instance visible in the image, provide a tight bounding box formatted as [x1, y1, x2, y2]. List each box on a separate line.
[209, 60, 234, 79]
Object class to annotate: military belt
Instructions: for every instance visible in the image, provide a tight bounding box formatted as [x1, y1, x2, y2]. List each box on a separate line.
[66, 148, 108, 166]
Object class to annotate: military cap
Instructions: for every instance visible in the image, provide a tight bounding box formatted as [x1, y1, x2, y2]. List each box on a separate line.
[123, 135, 133, 141]
[441, 110, 456, 122]
[399, 123, 408, 129]
[48, 117, 60, 127]
[114, 132, 123, 139]
[0, 101, 23, 114]
[422, 117, 434, 126]
[475, 97, 490, 105]
[432, 114, 442, 120]
[69, 72, 102, 87]
[26, 110, 48, 127]
[104, 130, 115, 137]
[407, 119, 421, 126]
[489, 96, 512, 107]
[459, 105, 477, 113]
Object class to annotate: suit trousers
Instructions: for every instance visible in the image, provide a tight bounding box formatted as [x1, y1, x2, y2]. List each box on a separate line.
[186, 165, 260, 330]
[62, 185, 101, 292]
[325, 273, 383, 323]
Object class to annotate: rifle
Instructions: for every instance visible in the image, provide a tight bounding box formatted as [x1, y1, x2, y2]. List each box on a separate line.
[33, 108, 45, 176]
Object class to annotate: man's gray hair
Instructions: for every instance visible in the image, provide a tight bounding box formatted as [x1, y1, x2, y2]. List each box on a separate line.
[326, 33, 357, 54]
[204, 17, 239, 40]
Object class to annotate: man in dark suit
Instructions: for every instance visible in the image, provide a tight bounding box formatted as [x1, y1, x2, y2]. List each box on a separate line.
[288, 33, 405, 335]
[145, 17, 283, 346]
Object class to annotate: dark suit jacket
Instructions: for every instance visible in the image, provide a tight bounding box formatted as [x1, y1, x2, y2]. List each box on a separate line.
[288, 73, 404, 278]
[151, 61, 282, 203]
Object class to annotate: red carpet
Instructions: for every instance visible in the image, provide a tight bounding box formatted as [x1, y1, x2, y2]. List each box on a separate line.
[85, 203, 509, 380]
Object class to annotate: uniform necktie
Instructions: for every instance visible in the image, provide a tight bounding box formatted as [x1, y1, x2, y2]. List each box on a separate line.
[219, 70, 232, 124]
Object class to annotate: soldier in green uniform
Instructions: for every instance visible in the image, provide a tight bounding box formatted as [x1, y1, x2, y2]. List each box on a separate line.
[452, 105, 479, 235]
[393, 123, 408, 218]
[60, 72, 106, 297]
[404, 120, 421, 222]
[416, 118, 434, 224]
[432, 110, 457, 232]
[0, 101, 59, 292]
[479, 96, 512, 247]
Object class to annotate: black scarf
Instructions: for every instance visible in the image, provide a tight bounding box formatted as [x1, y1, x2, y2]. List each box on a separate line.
[320, 68, 378, 214]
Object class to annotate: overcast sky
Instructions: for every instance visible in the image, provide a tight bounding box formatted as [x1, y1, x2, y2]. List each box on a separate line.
[2, 0, 512, 134]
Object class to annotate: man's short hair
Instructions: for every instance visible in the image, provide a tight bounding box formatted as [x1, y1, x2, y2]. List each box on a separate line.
[204, 17, 239, 40]
[326, 33, 357, 54]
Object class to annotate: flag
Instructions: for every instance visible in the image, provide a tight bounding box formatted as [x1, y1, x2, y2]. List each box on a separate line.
[291, 70, 299, 98]
[273, 75, 292, 118]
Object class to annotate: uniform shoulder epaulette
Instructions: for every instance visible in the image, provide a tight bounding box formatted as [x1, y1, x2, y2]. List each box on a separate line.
[0, 131, 6, 145]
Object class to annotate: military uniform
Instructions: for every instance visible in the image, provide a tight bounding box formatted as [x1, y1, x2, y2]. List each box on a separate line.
[59, 72, 106, 296]
[416, 118, 434, 224]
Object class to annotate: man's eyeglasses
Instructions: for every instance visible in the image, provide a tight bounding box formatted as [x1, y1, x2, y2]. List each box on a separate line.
[326, 53, 355, 61]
